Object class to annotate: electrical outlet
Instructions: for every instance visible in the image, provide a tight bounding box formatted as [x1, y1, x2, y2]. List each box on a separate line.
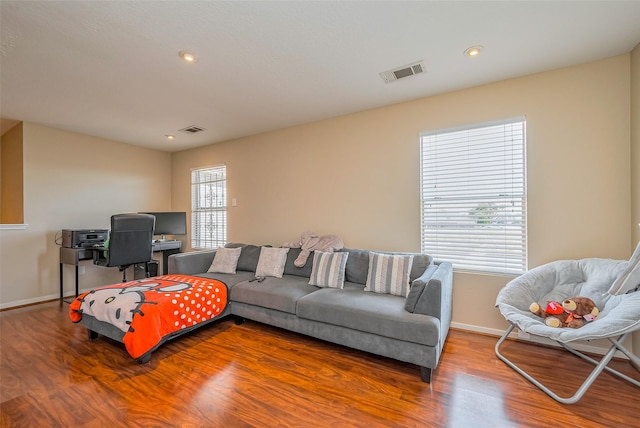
[79, 266, 86, 275]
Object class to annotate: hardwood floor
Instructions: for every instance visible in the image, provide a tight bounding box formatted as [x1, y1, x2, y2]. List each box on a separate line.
[1, 301, 638, 428]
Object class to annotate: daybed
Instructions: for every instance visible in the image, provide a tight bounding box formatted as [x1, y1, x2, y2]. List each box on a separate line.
[168, 243, 453, 383]
[70, 274, 229, 362]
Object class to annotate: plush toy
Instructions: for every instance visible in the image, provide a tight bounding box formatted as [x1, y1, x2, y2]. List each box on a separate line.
[529, 296, 599, 328]
[283, 230, 344, 267]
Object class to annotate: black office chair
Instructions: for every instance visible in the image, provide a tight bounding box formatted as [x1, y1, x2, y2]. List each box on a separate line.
[93, 213, 155, 282]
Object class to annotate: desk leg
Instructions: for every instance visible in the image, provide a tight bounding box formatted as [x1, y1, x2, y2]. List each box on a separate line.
[60, 262, 63, 300]
[162, 251, 168, 275]
[59, 263, 78, 302]
[161, 248, 181, 275]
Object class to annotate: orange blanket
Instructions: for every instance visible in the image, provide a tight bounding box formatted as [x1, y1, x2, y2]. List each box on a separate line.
[70, 275, 228, 359]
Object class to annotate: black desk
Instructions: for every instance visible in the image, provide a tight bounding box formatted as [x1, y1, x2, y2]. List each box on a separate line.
[152, 240, 182, 275]
[59, 247, 93, 301]
[59, 240, 182, 300]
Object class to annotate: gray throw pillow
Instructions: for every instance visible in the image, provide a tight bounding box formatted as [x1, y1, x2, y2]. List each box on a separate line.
[255, 247, 290, 278]
[283, 247, 314, 278]
[408, 253, 433, 282]
[344, 249, 370, 285]
[207, 247, 242, 274]
[225, 243, 262, 272]
[404, 264, 439, 313]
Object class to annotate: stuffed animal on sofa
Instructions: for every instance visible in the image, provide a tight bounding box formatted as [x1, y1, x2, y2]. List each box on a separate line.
[283, 230, 344, 267]
[529, 296, 599, 328]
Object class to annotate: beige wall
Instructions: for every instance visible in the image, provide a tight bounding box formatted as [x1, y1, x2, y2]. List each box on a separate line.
[0, 122, 24, 224]
[172, 55, 632, 338]
[0, 123, 172, 307]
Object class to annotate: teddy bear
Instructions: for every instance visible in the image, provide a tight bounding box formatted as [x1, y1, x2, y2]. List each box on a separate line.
[529, 296, 599, 328]
[282, 230, 344, 267]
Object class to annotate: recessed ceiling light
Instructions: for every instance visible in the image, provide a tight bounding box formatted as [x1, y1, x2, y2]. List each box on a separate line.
[165, 134, 175, 140]
[178, 50, 197, 63]
[464, 45, 483, 57]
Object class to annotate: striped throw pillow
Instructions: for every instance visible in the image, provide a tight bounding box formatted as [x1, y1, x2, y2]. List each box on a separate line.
[309, 251, 349, 288]
[364, 252, 414, 297]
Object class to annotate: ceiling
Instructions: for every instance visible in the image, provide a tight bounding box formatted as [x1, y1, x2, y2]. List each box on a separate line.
[2, 1, 640, 152]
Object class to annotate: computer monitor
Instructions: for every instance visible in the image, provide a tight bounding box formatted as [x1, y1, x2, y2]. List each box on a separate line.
[142, 212, 186, 240]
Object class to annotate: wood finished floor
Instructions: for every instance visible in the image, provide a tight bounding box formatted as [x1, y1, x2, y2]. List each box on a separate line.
[1, 301, 638, 428]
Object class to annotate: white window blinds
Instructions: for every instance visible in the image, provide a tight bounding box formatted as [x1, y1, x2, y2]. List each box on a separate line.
[191, 165, 227, 249]
[420, 117, 527, 275]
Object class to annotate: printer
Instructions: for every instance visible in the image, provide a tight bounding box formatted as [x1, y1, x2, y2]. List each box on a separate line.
[62, 229, 108, 248]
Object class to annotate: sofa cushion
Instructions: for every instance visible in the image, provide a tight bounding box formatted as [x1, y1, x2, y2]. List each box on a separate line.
[343, 249, 370, 285]
[342, 280, 366, 291]
[207, 247, 242, 274]
[296, 288, 440, 347]
[343, 248, 433, 285]
[230, 275, 319, 314]
[256, 247, 290, 278]
[225, 243, 262, 272]
[309, 251, 349, 289]
[364, 252, 413, 297]
[283, 247, 314, 278]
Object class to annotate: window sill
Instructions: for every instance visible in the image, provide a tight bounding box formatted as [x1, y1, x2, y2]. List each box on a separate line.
[0, 224, 28, 230]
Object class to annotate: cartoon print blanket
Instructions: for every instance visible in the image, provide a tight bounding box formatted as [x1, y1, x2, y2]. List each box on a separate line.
[69, 275, 228, 359]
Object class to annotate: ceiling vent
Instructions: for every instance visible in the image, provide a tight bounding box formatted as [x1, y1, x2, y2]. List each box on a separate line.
[380, 61, 426, 84]
[179, 125, 206, 134]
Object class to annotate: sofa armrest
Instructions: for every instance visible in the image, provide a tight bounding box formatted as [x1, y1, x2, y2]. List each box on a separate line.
[405, 261, 453, 322]
[412, 261, 453, 361]
[168, 249, 217, 275]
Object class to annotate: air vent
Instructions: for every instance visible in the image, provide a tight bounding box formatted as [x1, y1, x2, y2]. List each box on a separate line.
[178, 125, 206, 134]
[379, 61, 426, 84]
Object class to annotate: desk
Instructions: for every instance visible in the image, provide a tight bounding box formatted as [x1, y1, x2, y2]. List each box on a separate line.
[59, 240, 182, 300]
[152, 240, 182, 275]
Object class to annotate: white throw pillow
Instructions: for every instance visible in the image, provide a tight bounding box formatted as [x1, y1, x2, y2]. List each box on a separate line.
[608, 241, 640, 295]
[364, 252, 414, 297]
[207, 247, 242, 274]
[255, 247, 290, 278]
[309, 251, 349, 288]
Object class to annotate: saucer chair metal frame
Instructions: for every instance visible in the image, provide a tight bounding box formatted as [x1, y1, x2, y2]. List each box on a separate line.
[495, 255, 640, 404]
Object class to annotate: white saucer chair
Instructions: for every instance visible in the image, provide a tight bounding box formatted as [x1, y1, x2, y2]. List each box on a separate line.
[495, 244, 640, 404]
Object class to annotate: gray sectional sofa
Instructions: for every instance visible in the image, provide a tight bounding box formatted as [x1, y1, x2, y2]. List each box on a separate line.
[168, 244, 453, 383]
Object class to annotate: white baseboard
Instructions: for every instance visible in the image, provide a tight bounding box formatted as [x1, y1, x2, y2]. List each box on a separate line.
[451, 321, 629, 359]
[0, 288, 93, 310]
[0, 293, 60, 309]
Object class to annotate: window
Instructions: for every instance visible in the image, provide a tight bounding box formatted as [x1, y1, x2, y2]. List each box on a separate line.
[191, 165, 227, 249]
[420, 117, 527, 275]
